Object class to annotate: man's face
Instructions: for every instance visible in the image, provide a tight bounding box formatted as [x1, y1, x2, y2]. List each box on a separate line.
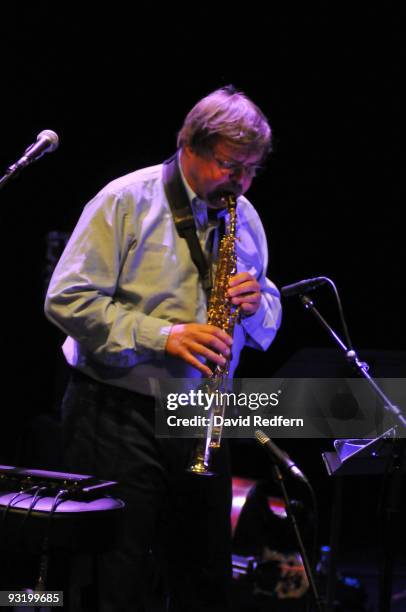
[182, 140, 264, 209]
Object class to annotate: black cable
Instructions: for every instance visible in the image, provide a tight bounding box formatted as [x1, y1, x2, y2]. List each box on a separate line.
[0, 485, 45, 575]
[321, 276, 354, 351]
[48, 489, 68, 516]
[19, 486, 48, 532]
[34, 489, 69, 592]
[294, 472, 320, 611]
[1, 485, 41, 527]
[11, 486, 49, 557]
[305, 480, 320, 574]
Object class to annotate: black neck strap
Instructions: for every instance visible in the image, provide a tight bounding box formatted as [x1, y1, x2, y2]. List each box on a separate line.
[162, 153, 212, 295]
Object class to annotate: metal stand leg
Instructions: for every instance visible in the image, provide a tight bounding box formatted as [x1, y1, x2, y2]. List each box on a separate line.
[272, 464, 324, 612]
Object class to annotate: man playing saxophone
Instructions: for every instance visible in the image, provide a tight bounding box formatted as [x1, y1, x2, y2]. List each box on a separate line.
[45, 85, 282, 612]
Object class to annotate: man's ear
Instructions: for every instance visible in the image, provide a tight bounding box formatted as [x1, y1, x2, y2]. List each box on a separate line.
[183, 145, 194, 159]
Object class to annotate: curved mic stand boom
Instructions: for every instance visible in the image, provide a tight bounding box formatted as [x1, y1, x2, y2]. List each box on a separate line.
[299, 292, 405, 429]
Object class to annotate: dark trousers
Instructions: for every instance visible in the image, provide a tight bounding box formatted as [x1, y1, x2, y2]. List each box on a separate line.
[61, 370, 232, 612]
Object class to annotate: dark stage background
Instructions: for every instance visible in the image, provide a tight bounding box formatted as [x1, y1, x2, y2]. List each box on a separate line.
[1, 4, 405, 605]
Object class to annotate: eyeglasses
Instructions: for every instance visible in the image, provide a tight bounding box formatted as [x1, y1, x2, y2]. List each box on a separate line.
[213, 156, 264, 178]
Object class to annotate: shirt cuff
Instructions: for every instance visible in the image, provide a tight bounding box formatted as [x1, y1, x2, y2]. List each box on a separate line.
[135, 314, 172, 354]
[240, 297, 269, 351]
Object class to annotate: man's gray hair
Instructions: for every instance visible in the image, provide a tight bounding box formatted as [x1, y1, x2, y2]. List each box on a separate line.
[177, 85, 272, 159]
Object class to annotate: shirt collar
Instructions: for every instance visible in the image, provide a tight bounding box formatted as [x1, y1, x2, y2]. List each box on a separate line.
[178, 149, 198, 205]
[177, 149, 209, 230]
[177, 150, 227, 228]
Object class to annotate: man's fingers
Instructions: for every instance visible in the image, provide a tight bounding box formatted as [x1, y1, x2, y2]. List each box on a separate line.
[228, 280, 259, 297]
[183, 352, 213, 377]
[197, 324, 233, 346]
[227, 273, 261, 316]
[187, 341, 226, 367]
[229, 272, 253, 286]
[231, 292, 260, 303]
[240, 302, 257, 314]
[195, 332, 231, 357]
[165, 323, 232, 374]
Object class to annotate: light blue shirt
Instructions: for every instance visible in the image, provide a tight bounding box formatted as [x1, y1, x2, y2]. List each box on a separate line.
[45, 159, 282, 395]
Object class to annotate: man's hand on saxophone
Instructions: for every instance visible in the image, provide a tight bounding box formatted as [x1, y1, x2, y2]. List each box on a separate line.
[165, 323, 233, 376]
[228, 272, 261, 315]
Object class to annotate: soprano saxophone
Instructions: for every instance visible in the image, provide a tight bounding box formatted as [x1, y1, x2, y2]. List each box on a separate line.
[187, 195, 239, 476]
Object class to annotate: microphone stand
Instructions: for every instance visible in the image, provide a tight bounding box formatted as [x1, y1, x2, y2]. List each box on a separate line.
[0, 165, 20, 191]
[299, 295, 406, 429]
[270, 463, 324, 612]
[299, 293, 406, 612]
[0, 155, 33, 191]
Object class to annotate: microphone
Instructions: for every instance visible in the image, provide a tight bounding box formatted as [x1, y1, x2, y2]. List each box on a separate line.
[255, 430, 308, 483]
[280, 276, 327, 297]
[8, 130, 59, 174]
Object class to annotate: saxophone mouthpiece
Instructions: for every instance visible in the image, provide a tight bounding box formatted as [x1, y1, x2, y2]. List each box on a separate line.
[220, 194, 237, 208]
